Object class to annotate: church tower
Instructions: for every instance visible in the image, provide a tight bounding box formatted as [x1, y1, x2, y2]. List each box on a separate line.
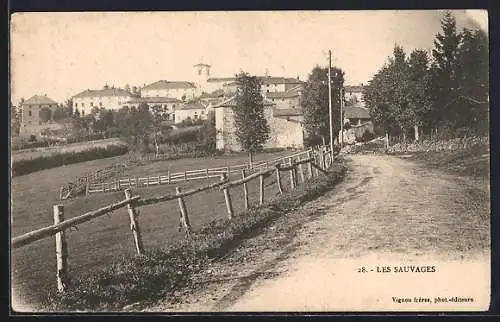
[193, 62, 211, 96]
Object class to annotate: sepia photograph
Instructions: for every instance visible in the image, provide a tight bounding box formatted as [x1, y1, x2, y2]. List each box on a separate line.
[9, 10, 490, 313]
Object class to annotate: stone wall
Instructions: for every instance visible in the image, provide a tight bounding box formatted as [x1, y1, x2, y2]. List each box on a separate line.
[387, 136, 489, 154]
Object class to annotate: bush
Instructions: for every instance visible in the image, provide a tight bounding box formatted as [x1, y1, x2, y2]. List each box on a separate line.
[11, 144, 129, 177]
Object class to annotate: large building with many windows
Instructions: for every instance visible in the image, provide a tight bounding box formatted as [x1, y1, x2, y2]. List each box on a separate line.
[140, 80, 196, 101]
[72, 87, 133, 115]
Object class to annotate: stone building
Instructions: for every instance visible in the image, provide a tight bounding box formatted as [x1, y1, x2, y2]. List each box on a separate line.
[214, 95, 304, 151]
[18, 94, 60, 137]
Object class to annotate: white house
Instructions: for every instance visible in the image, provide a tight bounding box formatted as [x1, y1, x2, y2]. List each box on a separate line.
[141, 80, 196, 101]
[124, 96, 182, 122]
[174, 101, 207, 123]
[72, 87, 133, 115]
[206, 75, 303, 97]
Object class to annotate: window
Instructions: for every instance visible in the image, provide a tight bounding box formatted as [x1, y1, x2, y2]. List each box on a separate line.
[75, 103, 78, 108]
[99, 102, 103, 107]
[194, 113, 198, 120]
[201, 110, 205, 115]
[90, 102, 94, 107]
[172, 104, 176, 109]
[118, 101, 122, 105]
[82, 103, 85, 107]
[82, 110, 85, 116]
[28, 111, 32, 117]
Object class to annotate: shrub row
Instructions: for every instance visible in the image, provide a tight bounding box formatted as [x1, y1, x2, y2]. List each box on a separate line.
[46, 163, 347, 312]
[12, 144, 129, 177]
[387, 136, 489, 154]
[12, 133, 114, 151]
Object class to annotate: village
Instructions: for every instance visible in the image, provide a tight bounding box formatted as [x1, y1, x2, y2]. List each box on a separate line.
[12, 62, 370, 153]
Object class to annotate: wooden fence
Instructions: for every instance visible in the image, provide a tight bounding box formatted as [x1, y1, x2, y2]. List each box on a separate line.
[12, 146, 334, 293]
[86, 149, 317, 194]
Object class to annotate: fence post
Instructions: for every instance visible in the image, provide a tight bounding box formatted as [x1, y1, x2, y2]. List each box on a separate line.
[184, 170, 187, 181]
[242, 169, 249, 210]
[117, 179, 120, 191]
[289, 158, 295, 190]
[313, 151, 319, 177]
[167, 171, 171, 184]
[136, 177, 140, 187]
[206, 168, 209, 179]
[298, 157, 305, 184]
[124, 189, 144, 256]
[275, 165, 283, 194]
[307, 150, 313, 178]
[175, 187, 192, 235]
[85, 176, 90, 196]
[53, 204, 68, 293]
[220, 173, 234, 219]
[259, 174, 264, 205]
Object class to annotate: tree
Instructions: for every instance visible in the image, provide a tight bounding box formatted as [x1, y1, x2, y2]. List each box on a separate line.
[64, 98, 73, 117]
[430, 10, 462, 131]
[454, 28, 489, 134]
[406, 49, 433, 140]
[150, 104, 165, 157]
[52, 106, 67, 123]
[115, 104, 153, 154]
[233, 72, 270, 166]
[11, 102, 20, 136]
[300, 65, 344, 146]
[39, 107, 52, 123]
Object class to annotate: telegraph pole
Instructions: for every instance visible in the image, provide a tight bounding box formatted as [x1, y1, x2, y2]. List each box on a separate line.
[328, 50, 334, 155]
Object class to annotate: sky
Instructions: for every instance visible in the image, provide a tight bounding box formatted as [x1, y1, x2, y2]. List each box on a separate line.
[10, 10, 488, 104]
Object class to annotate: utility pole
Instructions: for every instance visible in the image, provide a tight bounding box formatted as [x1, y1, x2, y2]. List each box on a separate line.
[340, 87, 344, 146]
[328, 50, 334, 155]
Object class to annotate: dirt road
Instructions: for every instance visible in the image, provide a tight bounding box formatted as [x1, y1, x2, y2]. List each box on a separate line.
[142, 154, 490, 312]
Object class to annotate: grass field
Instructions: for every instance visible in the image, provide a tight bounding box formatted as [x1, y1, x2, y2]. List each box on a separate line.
[11, 150, 301, 309]
[11, 138, 126, 162]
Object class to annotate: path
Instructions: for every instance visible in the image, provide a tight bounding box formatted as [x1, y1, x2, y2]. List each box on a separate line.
[141, 154, 490, 312]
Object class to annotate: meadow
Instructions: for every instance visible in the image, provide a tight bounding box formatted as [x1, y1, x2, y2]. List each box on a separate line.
[11, 149, 298, 309]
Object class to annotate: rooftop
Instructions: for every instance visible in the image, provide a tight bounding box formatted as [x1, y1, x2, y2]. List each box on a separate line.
[344, 104, 371, 119]
[344, 85, 364, 93]
[207, 76, 303, 85]
[73, 88, 132, 98]
[177, 101, 206, 110]
[22, 95, 58, 105]
[126, 97, 181, 104]
[273, 108, 303, 117]
[142, 80, 196, 91]
[200, 89, 225, 99]
[213, 95, 275, 108]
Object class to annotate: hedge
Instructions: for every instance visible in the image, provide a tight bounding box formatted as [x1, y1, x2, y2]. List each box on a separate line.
[12, 145, 129, 177]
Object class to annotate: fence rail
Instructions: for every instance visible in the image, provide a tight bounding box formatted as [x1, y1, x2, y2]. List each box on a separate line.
[86, 148, 316, 195]
[12, 145, 335, 293]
